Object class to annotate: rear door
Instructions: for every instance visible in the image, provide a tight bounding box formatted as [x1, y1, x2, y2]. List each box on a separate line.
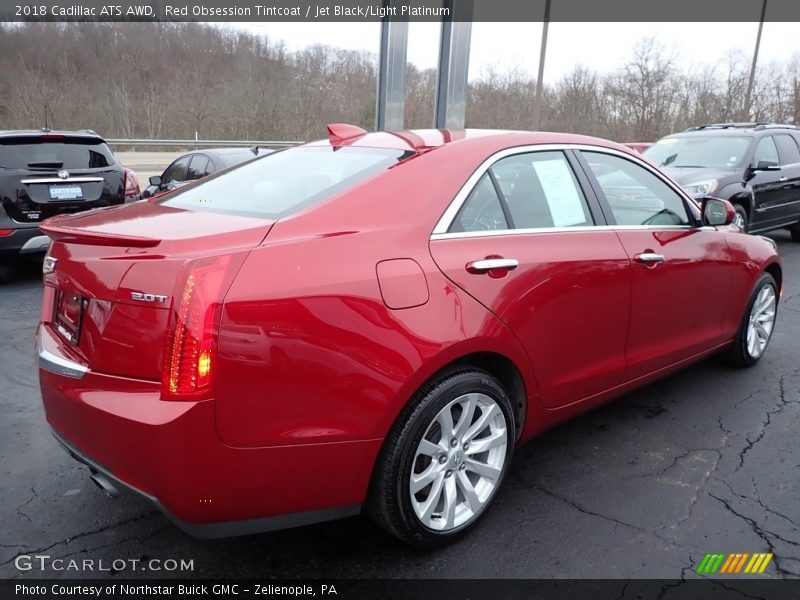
[429, 147, 631, 408]
[577, 149, 734, 380]
[772, 134, 800, 224]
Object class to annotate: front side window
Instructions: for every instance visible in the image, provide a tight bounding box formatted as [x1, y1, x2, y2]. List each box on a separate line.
[450, 150, 593, 233]
[186, 155, 209, 181]
[162, 156, 190, 185]
[753, 136, 779, 166]
[582, 151, 691, 227]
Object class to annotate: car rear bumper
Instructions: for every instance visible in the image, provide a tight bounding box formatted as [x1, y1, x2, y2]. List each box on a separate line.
[37, 325, 377, 538]
[0, 226, 50, 258]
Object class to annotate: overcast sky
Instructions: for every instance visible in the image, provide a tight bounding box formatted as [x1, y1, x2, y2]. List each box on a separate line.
[233, 22, 800, 83]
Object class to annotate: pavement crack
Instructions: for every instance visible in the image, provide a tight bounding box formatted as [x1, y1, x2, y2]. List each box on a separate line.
[0, 510, 160, 569]
[533, 485, 645, 532]
[708, 492, 797, 578]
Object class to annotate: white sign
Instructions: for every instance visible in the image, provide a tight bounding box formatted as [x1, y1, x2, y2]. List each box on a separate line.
[531, 159, 586, 227]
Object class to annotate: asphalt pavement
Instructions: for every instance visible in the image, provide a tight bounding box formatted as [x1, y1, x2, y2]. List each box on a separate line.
[1, 231, 799, 584]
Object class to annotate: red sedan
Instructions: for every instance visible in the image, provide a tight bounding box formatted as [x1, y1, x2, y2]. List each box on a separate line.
[37, 125, 781, 547]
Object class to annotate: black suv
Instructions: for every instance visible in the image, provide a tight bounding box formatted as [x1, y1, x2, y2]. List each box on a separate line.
[645, 123, 800, 239]
[0, 129, 126, 261]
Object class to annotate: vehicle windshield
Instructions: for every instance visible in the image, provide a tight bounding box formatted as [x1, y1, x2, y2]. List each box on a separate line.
[644, 135, 751, 169]
[160, 146, 412, 219]
[0, 137, 115, 169]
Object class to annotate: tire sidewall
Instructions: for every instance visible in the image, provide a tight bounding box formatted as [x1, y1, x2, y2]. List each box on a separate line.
[734, 204, 749, 232]
[393, 370, 515, 545]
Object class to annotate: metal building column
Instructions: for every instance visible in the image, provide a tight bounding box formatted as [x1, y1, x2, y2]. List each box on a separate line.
[433, 0, 473, 129]
[375, 5, 409, 131]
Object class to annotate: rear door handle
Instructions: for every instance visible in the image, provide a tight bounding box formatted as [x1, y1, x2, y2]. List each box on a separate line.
[634, 252, 666, 264]
[466, 258, 519, 274]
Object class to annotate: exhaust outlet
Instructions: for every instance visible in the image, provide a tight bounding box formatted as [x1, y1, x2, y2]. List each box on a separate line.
[89, 470, 120, 499]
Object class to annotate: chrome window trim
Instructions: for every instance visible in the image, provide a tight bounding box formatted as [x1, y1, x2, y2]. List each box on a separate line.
[431, 143, 698, 237]
[430, 224, 708, 241]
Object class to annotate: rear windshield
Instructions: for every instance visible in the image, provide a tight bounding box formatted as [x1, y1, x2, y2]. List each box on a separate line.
[0, 137, 115, 169]
[644, 135, 751, 169]
[160, 146, 412, 219]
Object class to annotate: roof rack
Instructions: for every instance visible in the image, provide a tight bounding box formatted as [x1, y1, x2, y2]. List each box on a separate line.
[684, 122, 768, 131]
[685, 122, 797, 132]
[754, 123, 798, 130]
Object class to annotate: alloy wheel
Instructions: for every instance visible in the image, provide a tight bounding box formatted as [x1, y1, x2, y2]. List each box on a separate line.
[746, 284, 776, 358]
[409, 392, 508, 531]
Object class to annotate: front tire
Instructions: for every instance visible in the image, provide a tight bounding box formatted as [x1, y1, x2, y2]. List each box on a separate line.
[725, 273, 778, 367]
[733, 204, 749, 232]
[790, 223, 800, 242]
[367, 368, 515, 547]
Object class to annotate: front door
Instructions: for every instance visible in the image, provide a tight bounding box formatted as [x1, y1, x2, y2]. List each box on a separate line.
[578, 150, 734, 380]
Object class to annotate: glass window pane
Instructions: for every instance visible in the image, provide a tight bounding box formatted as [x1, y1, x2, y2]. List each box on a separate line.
[583, 151, 690, 226]
[449, 173, 508, 232]
[492, 151, 592, 229]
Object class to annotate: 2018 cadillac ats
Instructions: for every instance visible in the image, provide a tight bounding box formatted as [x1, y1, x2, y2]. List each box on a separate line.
[37, 125, 781, 546]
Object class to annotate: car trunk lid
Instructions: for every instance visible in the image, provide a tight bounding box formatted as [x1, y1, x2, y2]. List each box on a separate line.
[41, 201, 273, 381]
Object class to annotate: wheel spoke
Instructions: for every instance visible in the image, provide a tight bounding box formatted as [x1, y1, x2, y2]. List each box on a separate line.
[442, 476, 457, 528]
[453, 394, 478, 440]
[417, 473, 445, 521]
[417, 438, 443, 458]
[437, 407, 454, 440]
[456, 470, 481, 512]
[411, 463, 441, 493]
[465, 429, 506, 455]
[464, 404, 499, 443]
[465, 457, 501, 481]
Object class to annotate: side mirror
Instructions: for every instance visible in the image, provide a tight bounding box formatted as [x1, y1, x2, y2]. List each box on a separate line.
[701, 197, 735, 227]
[149, 175, 162, 187]
[754, 159, 780, 172]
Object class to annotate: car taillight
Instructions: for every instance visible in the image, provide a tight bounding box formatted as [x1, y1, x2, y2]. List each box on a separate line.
[123, 168, 140, 198]
[161, 254, 241, 401]
[0, 229, 13, 237]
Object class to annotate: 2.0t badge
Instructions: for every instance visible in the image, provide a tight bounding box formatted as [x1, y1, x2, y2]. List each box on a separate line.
[130, 292, 169, 303]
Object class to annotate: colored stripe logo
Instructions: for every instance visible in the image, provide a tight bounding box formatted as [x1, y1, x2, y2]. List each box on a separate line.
[697, 553, 773, 574]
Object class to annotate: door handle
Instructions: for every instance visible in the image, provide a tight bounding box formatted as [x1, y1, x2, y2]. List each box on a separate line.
[779, 176, 788, 182]
[634, 252, 666, 264]
[466, 258, 519, 274]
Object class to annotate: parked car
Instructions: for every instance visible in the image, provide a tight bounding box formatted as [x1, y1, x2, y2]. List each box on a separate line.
[140, 147, 270, 200]
[0, 129, 126, 262]
[621, 142, 652, 154]
[37, 125, 781, 547]
[645, 122, 800, 239]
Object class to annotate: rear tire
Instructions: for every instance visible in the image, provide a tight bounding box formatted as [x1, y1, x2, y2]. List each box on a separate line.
[367, 367, 515, 547]
[733, 204, 749, 232]
[724, 273, 778, 367]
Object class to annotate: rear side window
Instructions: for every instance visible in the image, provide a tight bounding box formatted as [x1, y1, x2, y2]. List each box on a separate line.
[161, 146, 411, 219]
[0, 137, 114, 169]
[775, 135, 800, 165]
[450, 150, 593, 233]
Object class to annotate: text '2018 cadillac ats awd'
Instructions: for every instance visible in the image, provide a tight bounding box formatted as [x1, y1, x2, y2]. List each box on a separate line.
[37, 125, 781, 546]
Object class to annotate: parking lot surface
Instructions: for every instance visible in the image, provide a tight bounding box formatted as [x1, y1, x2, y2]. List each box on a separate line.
[1, 232, 799, 582]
